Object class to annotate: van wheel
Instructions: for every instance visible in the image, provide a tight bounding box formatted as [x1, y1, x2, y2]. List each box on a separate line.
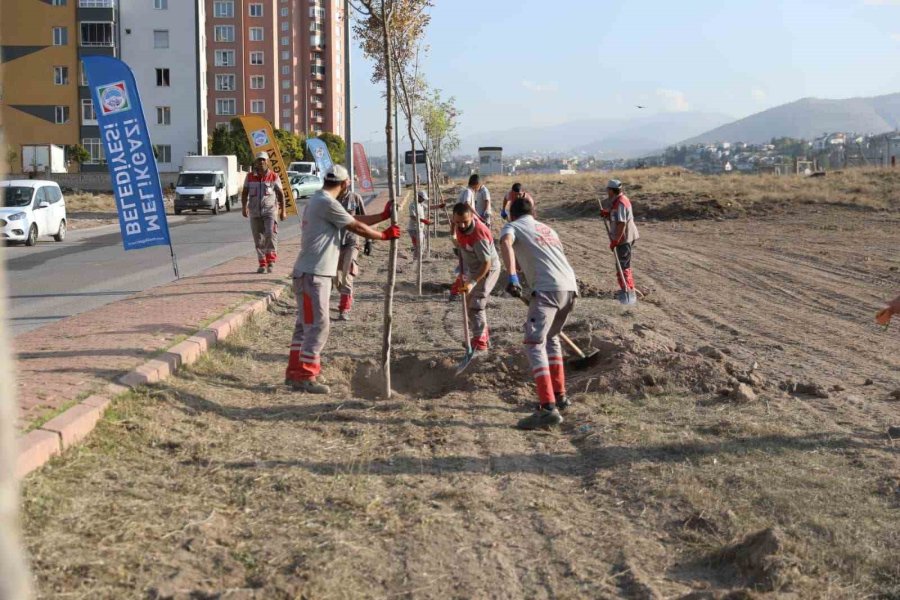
[225, 197, 232, 212]
[25, 224, 38, 246]
[175, 208, 182, 215]
[53, 220, 66, 242]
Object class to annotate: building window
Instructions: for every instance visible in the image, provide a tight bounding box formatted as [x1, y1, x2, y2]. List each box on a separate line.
[81, 99, 97, 124]
[51, 0, 66, 5]
[282, 79, 290, 89]
[310, 22, 324, 32]
[215, 74, 236, 91]
[311, 65, 325, 76]
[249, 3, 263, 17]
[53, 66, 69, 85]
[52, 26, 68, 46]
[250, 75, 264, 89]
[281, 36, 289, 46]
[281, 94, 290, 103]
[216, 122, 231, 131]
[80, 22, 114, 47]
[156, 106, 171, 125]
[54, 106, 70, 124]
[280, 50, 289, 60]
[249, 51, 264, 65]
[281, 21, 289, 31]
[249, 27, 263, 42]
[281, 65, 289, 75]
[282, 109, 291, 118]
[82, 138, 104, 164]
[213, 0, 233, 18]
[78, 0, 114, 6]
[216, 99, 236, 115]
[215, 49, 235, 67]
[214, 25, 235, 42]
[310, 35, 323, 47]
[154, 0, 168, 9]
[280, 7, 288, 16]
[251, 100, 265, 114]
[155, 145, 172, 163]
[153, 30, 169, 48]
[156, 68, 170, 86]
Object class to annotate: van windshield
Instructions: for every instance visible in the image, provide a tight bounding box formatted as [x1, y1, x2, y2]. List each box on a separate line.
[1, 187, 34, 208]
[177, 173, 217, 187]
[292, 163, 314, 174]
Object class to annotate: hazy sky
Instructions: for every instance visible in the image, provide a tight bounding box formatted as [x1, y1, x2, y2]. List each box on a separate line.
[348, 0, 900, 142]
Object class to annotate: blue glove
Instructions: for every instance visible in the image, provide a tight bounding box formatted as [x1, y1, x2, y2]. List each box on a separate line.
[506, 273, 522, 298]
[500, 209, 508, 220]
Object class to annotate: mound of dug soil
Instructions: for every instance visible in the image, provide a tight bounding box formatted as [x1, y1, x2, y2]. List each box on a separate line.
[554, 192, 748, 222]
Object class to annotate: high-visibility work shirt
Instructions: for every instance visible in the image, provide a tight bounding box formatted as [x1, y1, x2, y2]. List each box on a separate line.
[245, 169, 281, 218]
[500, 215, 577, 293]
[609, 193, 640, 245]
[293, 189, 356, 277]
[455, 219, 500, 277]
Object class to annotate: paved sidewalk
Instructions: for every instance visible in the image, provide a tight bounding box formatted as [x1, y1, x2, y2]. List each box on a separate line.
[13, 239, 298, 429]
[13, 189, 393, 430]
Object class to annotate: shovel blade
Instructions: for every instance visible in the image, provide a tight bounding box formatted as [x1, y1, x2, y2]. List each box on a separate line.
[454, 349, 476, 376]
[567, 348, 603, 370]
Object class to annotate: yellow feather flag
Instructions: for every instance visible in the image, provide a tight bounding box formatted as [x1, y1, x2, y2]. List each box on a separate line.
[238, 115, 298, 216]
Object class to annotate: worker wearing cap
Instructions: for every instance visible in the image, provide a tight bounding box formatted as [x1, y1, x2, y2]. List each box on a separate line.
[500, 197, 578, 430]
[241, 151, 286, 274]
[601, 179, 640, 297]
[335, 184, 368, 321]
[286, 165, 400, 394]
[453, 202, 501, 356]
[500, 183, 534, 221]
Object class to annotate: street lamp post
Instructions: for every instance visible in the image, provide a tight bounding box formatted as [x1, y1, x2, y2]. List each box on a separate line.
[343, 0, 354, 191]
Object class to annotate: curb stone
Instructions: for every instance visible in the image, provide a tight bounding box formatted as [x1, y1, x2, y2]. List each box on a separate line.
[16, 283, 288, 479]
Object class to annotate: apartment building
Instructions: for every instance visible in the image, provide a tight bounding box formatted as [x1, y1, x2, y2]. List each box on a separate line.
[119, 0, 209, 171]
[1, 0, 80, 169]
[206, 0, 346, 137]
[2, 0, 205, 173]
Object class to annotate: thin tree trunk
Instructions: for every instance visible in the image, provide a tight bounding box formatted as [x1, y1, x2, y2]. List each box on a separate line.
[409, 127, 422, 295]
[381, 5, 397, 399]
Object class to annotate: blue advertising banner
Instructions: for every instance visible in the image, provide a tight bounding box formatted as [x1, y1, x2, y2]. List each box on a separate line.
[306, 138, 334, 175]
[83, 56, 171, 251]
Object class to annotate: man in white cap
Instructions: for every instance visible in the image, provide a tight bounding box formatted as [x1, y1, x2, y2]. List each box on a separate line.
[241, 151, 286, 273]
[285, 164, 400, 394]
[601, 179, 639, 298]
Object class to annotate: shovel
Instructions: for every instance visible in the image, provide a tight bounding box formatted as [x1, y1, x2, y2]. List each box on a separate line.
[599, 204, 637, 306]
[515, 295, 602, 370]
[454, 289, 476, 375]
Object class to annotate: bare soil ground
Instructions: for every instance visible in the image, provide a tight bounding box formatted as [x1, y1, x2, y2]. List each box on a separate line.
[65, 192, 176, 230]
[22, 172, 900, 599]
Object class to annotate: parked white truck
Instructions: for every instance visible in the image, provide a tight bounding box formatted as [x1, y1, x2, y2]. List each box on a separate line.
[288, 161, 320, 177]
[174, 155, 244, 215]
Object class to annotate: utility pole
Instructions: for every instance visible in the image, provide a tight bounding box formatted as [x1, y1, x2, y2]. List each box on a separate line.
[343, 0, 353, 190]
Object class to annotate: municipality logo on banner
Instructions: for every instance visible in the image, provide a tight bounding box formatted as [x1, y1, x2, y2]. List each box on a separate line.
[97, 81, 131, 115]
[83, 56, 171, 252]
[251, 129, 270, 147]
[305, 138, 334, 175]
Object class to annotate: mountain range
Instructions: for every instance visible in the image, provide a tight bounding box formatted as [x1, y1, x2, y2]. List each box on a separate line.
[454, 92, 900, 159]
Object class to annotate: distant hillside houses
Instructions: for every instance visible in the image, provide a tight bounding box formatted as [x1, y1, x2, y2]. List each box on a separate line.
[643, 131, 900, 174]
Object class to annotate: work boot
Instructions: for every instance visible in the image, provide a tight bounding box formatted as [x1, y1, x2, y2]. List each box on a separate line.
[266, 263, 274, 274]
[556, 394, 571, 411]
[257, 265, 266, 274]
[336, 311, 351, 322]
[517, 405, 563, 430]
[290, 379, 330, 394]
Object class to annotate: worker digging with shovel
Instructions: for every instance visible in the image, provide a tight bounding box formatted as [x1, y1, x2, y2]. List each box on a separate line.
[500, 196, 581, 430]
[452, 202, 501, 374]
[601, 179, 640, 304]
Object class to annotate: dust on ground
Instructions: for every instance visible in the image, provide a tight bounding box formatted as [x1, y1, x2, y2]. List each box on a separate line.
[22, 172, 900, 599]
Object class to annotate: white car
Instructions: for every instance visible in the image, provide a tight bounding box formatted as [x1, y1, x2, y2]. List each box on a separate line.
[0, 180, 67, 246]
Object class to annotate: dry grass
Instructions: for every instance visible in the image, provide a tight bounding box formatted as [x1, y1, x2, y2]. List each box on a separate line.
[471, 167, 900, 219]
[65, 192, 117, 214]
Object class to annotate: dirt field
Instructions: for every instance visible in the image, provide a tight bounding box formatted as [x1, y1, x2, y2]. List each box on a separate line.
[22, 172, 900, 598]
[65, 192, 176, 230]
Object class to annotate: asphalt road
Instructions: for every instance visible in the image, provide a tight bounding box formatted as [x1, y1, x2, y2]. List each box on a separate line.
[5, 184, 388, 337]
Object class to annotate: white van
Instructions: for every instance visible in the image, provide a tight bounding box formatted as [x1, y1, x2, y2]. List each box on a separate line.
[0, 180, 67, 246]
[289, 161, 320, 177]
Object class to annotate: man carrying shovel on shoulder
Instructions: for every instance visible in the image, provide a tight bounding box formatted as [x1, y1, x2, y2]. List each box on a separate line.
[285, 165, 400, 394]
[500, 197, 579, 430]
[601, 179, 639, 303]
[453, 202, 501, 373]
